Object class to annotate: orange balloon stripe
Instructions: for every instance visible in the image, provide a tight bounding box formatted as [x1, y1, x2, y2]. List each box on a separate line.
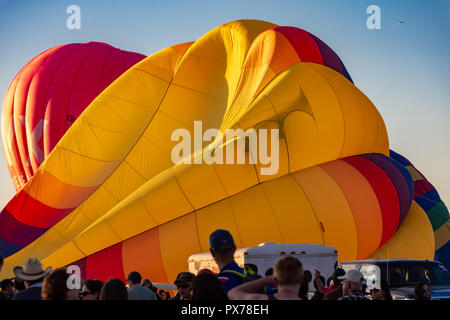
[121, 227, 169, 284]
[319, 160, 383, 259]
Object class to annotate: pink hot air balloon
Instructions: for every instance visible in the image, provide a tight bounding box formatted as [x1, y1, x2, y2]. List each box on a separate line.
[1, 42, 146, 190]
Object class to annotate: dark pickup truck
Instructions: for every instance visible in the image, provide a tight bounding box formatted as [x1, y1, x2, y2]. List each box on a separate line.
[338, 259, 450, 300]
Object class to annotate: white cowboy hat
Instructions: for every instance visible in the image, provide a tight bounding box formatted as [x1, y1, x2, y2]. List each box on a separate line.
[13, 258, 52, 281]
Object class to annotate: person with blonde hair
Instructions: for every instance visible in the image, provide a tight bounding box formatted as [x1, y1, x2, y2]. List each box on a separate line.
[228, 256, 304, 300]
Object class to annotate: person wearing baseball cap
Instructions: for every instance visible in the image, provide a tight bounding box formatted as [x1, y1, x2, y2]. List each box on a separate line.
[323, 267, 346, 300]
[209, 229, 245, 295]
[12, 257, 52, 300]
[338, 269, 370, 300]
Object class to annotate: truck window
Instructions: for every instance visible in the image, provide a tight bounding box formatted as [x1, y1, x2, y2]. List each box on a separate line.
[383, 262, 450, 287]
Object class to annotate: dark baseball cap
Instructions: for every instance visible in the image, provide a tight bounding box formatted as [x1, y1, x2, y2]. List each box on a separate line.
[332, 268, 346, 280]
[209, 229, 235, 252]
[174, 272, 195, 286]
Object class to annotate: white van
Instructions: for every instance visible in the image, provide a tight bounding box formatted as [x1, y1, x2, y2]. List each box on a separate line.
[188, 243, 338, 281]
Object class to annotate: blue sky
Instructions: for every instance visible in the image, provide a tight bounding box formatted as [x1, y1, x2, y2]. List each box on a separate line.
[0, 0, 449, 208]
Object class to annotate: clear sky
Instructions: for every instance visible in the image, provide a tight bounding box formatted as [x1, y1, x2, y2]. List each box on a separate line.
[0, 0, 449, 209]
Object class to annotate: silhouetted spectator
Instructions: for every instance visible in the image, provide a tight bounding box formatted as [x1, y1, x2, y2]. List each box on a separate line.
[244, 263, 262, 284]
[198, 268, 215, 275]
[415, 281, 431, 300]
[191, 272, 227, 300]
[126, 271, 157, 300]
[1, 279, 14, 300]
[370, 279, 392, 300]
[141, 278, 152, 288]
[100, 278, 128, 300]
[79, 279, 104, 300]
[14, 277, 26, 295]
[299, 270, 312, 299]
[229, 256, 304, 300]
[264, 267, 276, 294]
[12, 258, 51, 300]
[209, 229, 244, 294]
[42, 269, 69, 300]
[173, 272, 195, 300]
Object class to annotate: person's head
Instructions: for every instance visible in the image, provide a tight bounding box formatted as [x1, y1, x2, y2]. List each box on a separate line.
[341, 270, 364, 295]
[198, 268, 215, 276]
[1, 279, 14, 296]
[331, 268, 346, 287]
[191, 272, 227, 300]
[159, 289, 170, 300]
[42, 269, 70, 300]
[209, 229, 236, 267]
[370, 279, 392, 300]
[298, 270, 312, 299]
[244, 264, 258, 276]
[100, 278, 128, 300]
[265, 268, 273, 277]
[141, 278, 152, 289]
[13, 257, 51, 288]
[273, 256, 304, 289]
[79, 279, 104, 300]
[174, 272, 195, 300]
[14, 277, 26, 293]
[126, 271, 142, 287]
[415, 281, 431, 300]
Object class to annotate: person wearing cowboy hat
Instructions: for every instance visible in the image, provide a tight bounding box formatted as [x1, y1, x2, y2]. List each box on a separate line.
[12, 257, 52, 300]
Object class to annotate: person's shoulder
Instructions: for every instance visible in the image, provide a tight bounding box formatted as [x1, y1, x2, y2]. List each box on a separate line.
[145, 288, 158, 300]
[129, 286, 157, 300]
[12, 287, 41, 300]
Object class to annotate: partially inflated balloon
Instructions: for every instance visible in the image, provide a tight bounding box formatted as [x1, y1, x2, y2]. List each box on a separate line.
[1, 42, 145, 190]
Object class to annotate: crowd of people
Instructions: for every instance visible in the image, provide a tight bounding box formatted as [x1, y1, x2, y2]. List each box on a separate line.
[0, 229, 433, 301]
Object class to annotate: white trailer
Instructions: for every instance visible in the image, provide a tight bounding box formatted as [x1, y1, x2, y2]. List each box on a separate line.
[188, 243, 338, 281]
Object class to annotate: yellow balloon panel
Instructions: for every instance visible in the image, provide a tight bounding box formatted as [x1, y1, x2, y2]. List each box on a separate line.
[139, 169, 194, 224]
[159, 214, 201, 281]
[174, 161, 228, 210]
[106, 199, 157, 240]
[229, 185, 283, 246]
[195, 199, 243, 252]
[293, 166, 358, 261]
[261, 175, 324, 244]
[369, 202, 435, 260]
[101, 161, 147, 202]
[283, 111, 319, 172]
